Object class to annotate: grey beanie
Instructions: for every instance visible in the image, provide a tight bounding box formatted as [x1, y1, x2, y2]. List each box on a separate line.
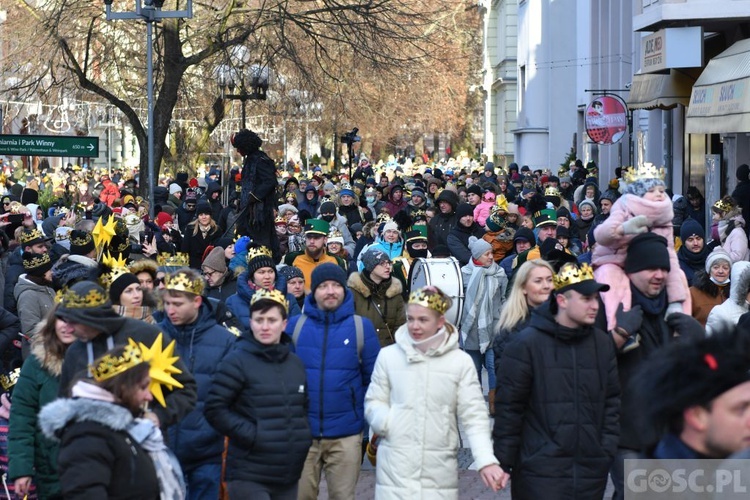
[469, 236, 493, 260]
[362, 248, 391, 273]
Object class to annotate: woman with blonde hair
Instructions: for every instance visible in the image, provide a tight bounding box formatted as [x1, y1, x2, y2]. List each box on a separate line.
[493, 259, 554, 362]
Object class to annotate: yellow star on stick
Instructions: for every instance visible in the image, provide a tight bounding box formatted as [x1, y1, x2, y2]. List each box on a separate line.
[128, 333, 183, 407]
[92, 216, 118, 250]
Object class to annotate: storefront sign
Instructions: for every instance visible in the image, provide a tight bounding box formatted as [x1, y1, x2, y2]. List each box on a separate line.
[585, 95, 628, 145]
[640, 27, 702, 74]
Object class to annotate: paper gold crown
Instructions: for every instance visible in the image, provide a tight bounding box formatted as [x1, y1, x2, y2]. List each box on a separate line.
[247, 245, 273, 261]
[251, 288, 289, 312]
[553, 263, 595, 291]
[60, 286, 109, 308]
[90, 343, 144, 382]
[19, 228, 45, 245]
[157, 253, 189, 267]
[408, 288, 450, 315]
[544, 186, 561, 197]
[106, 266, 132, 286]
[164, 271, 205, 296]
[713, 198, 735, 214]
[0, 368, 20, 391]
[23, 253, 51, 270]
[622, 163, 666, 184]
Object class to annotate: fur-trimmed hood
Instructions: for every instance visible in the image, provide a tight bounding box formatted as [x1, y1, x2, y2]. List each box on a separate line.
[39, 397, 133, 442]
[30, 325, 64, 377]
[347, 271, 403, 299]
[730, 261, 750, 305]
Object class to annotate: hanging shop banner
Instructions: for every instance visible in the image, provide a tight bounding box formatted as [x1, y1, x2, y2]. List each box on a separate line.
[585, 95, 628, 145]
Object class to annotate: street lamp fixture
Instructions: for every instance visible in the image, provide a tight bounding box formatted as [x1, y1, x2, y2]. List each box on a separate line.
[103, 0, 193, 216]
[216, 56, 271, 129]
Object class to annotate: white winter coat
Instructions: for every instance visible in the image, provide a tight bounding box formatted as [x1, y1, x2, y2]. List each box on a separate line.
[364, 323, 498, 500]
[706, 260, 750, 336]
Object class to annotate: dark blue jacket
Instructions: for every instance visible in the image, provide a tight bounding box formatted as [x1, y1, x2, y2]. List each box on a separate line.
[287, 291, 380, 439]
[160, 302, 237, 471]
[652, 433, 703, 459]
[225, 272, 300, 333]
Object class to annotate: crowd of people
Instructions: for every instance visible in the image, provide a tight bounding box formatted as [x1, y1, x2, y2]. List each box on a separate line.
[0, 127, 748, 499]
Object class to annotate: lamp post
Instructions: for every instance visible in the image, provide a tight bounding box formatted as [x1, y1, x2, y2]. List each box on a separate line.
[103, 0, 192, 216]
[216, 49, 270, 129]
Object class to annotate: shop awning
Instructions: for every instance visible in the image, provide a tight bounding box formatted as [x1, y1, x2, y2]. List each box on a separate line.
[686, 38, 750, 134]
[627, 70, 695, 110]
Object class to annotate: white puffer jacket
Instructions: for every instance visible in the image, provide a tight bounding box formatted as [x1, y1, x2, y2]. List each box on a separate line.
[365, 323, 498, 500]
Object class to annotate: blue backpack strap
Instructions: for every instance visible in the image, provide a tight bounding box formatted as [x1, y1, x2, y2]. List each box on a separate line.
[354, 314, 364, 364]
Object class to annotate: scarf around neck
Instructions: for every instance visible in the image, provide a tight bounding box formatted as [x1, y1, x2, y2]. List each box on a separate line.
[461, 261, 506, 353]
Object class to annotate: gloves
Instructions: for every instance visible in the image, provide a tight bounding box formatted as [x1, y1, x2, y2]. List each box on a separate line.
[621, 215, 650, 235]
[615, 304, 643, 336]
[664, 301, 684, 320]
[666, 313, 705, 341]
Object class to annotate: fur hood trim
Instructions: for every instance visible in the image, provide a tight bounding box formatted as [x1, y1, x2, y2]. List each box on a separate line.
[347, 271, 403, 299]
[39, 398, 134, 442]
[30, 326, 64, 377]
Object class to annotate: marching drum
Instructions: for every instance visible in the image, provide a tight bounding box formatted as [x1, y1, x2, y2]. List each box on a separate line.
[408, 257, 464, 326]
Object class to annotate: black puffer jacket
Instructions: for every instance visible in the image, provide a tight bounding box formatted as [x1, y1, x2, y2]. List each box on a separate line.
[205, 333, 312, 485]
[493, 302, 619, 500]
[428, 190, 459, 248]
[446, 221, 484, 266]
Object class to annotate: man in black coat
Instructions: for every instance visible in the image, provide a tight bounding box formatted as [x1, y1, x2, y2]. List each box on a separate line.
[493, 262, 619, 499]
[56, 280, 197, 429]
[231, 129, 280, 261]
[731, 163, 750, 236]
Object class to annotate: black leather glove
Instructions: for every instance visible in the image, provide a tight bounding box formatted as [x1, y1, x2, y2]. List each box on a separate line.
[666, 312, 705, 341]
[615, 304, 643, 336]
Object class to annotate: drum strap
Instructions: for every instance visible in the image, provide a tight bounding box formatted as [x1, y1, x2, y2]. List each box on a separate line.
[368, 299, 394, 342]
[292, 314, 365, 364]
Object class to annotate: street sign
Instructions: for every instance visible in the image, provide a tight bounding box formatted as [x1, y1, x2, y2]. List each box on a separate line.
[0, 134, 99, 157]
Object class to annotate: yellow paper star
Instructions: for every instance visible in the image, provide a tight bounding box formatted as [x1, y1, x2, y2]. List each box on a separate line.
[92, 215, 118, 250]
[101, 250, 129, 269]
[128, 333, 183, 407]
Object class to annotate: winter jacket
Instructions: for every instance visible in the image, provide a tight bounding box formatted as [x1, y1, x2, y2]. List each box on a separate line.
[175, 202, 196, 233]
[225, 272, 301, 333]
[4, 249, 24, 314]
[283, 252, 347, 294]
[14, 275, 55, 340]
[58, 316, 197, 427]
[38, 396, 160, 499]
[483, 228, 515, 263]
[732, 180, 750, 236]
[98, 180, 120, 207]
[593, 193, 689, 331]
[297, 186, 321, 216]
[205, 181, 224, 225]
[205, 271, 238, 302]
[365, 323, 498, 500]
[494, 304, 619, 500]
[718, 209, 749, 262]
[473, 201, 494, 227]
[287, 291, 381, 438]
[689, 272, 729, 327]
[705, 261, 750, 335]
[428, 191, 459, 249]
[8, 332, 65, 498]
[181, 223, 222, 270]
[205, 334, 312, 486]
[383, 193, 409, 218]
[446, 222, 485, 267]
[347, 272, 405, 347]
[677, 244, 710, 287]
[357, 238, 404, 272]
[159, 303, 237, 471]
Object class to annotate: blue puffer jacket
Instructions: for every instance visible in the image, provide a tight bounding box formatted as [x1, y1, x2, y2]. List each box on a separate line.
[225, 272, 301, 333]
[287, 291, 381, 438]
[160, 302, 237, 471]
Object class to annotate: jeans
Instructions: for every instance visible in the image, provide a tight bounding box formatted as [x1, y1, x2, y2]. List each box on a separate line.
[466, 349, 496, 389]
[185, 462, 222, 500]
[610, 447, 644, 500]
[297, 433, 362, 500]
[227, 480, 297, 500]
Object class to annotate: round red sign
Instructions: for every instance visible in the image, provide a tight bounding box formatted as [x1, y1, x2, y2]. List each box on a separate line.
[585, 95, 628, 145]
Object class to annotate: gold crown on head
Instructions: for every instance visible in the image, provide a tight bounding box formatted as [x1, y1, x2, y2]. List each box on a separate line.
[247, 245, 273, 261]
[622, 163, 666, 184]
[90, 343, 144, 382]
[106, 266, 132, 286]
[19, 228, 45, 245]
[553, 262, 596, 291]
[23, 253, 51, 270]
[164, 271, 204, 296]
[0, 368, 20, 391]
[157, 253, 189, 267]
[251, 288, 289, 312]
[713, 198, 735, 214]
[60, 286, 109, 309]
[408, 288, 450, 315]
[544, 186, 561, 197]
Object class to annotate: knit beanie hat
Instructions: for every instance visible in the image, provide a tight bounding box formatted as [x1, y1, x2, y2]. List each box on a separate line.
[705, 247, 732, 274]
[169, 183, 182, 195]
[196, 201, 212, 215]
[456, 203, 474, 219]
[202, 246, 227, 274]
[278, 265, 304, 283]
[51, 255, 98, 291]
[108, 272, 141, 305]
[466, 184, 482, 197]
[362, 248, 390, 273]
[624, 177, 666, 197]
[624, 233, 670, 273]
[310, 263, 347, 294]
[679, 218, 704, 243]
[381, 220, 399, 235]
[155, 212, 173, 229]
[22, 251, 53, 276]
[469, 236, 493, 260]
[246, 244, 276, 278]
[514, 227, 536, 247]
[486, 211, 506, 232]
[319, 201, 337, 215]
[411, 188, 426, 200]
[578, 199, 597, 213]
[556, 226, 570, 239]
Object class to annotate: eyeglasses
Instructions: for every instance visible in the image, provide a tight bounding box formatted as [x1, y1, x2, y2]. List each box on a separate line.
[202, 270, 220, 277]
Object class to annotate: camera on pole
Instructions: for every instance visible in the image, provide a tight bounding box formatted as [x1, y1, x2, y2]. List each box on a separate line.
[340, 128, 360, 178]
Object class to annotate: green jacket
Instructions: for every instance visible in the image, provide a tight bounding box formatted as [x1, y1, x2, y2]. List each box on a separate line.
[9, 333, 64, 498]
[347, 272, 406, 347]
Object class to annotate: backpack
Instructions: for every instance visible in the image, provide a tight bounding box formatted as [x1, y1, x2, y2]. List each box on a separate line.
[291, 314, 365, 363]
